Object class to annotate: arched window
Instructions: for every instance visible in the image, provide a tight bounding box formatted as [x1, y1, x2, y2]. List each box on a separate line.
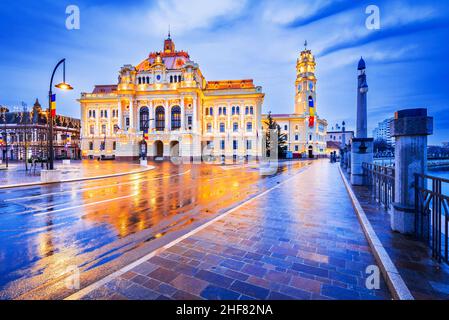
[138, 77, 142, 85]
[236, 106, 240, 115]
[223, 107, 227, 115]
[146, 76, 150, 84]
[171, 106, 181, 130]
[170, 75, 173, 83]
[218, 107, 222, 115]
[209, 107, 213, 116]
[250, 106, 254, 115]
[308, 96, 314, 108]
[232, 106, 235, 115]
[89, 142, 93, 150]
[140, 107, 149, 131]
[205, 108, 209, 116]
[155, 106, 165, 131]
[178, 75, 182, 82]
[245, 107, 249, 115]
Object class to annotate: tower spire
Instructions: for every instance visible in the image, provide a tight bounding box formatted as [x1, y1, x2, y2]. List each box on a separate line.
[168, 25, 171, 39]
[304, 40, 308, 50]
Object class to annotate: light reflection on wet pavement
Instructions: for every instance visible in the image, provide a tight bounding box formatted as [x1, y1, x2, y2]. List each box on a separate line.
[0, 161, 307, 299]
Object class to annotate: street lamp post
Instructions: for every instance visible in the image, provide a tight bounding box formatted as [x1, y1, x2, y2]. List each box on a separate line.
[1, 108, 8, 168]
[48, 59, 73, 170]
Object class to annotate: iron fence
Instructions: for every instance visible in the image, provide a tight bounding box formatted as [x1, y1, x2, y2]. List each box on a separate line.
[415, 173, 449, 265]
[363, 163, 395, 210]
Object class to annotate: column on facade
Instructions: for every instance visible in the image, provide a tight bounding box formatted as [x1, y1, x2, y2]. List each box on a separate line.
[117, 100, 122, 130]
[193, 96, 198, 133]
[129, 99, 134, 131]
[180, 98, 185, 131]
[149, 101, 154, 131]
[165, 101, 170, 132]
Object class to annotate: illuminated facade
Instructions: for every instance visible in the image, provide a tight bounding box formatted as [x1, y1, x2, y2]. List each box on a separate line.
[79, 35, 264, 161]
[263, 45, 327, 157]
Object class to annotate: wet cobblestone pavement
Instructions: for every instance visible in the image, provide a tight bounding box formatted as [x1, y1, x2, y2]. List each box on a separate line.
[0, 160, 146, 185]
[81, 161, 391, 300]
[349, 178, 449, 300]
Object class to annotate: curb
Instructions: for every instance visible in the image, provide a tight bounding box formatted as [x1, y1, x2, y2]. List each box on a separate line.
[0, 165, 155, 190]
[64, 165, 310, 300]
[338, 165, 414, 300]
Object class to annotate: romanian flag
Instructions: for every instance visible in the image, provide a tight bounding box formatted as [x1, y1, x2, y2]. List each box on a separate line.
[0, 136, 3, 145]
[309, 116, 315, 128]
[144, 129, 149, 140]
[50, 94, 56, 117]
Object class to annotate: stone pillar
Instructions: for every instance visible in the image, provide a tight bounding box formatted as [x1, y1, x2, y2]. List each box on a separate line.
[350, 138, 373, 185]
[391, 108, 433, 234]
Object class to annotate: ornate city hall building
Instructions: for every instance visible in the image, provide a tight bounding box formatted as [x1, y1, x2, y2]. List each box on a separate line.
[263, 45, 327, 158]
[79, 35, 264, 161]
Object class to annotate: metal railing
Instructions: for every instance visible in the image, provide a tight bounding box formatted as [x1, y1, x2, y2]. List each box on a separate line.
[415, 173, 449, 265]
[363, 163, 395, 210]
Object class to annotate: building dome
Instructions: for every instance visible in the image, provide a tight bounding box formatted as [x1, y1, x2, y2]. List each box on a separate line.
[358, 57, 366, 70]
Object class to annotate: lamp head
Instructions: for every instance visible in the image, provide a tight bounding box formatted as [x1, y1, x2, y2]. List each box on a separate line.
[55, 82, 74, 91]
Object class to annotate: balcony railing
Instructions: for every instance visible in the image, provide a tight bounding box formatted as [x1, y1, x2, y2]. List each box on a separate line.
[363, 163, 395, 210]
[415, 173, 449, 265]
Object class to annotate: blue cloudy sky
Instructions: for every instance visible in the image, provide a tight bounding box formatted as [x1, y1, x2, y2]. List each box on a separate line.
[0, 0, 448, 144]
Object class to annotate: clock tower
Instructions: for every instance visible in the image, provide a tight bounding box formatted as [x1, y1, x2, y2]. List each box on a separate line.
[294, 41, 317, 118]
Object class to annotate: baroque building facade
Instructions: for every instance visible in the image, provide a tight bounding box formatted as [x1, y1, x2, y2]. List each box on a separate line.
[79, 35, 264, 161]
[1, 99, 81, 161]
[263, 45, 327, 158]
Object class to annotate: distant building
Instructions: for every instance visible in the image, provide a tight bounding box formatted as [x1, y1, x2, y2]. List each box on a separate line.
[325, 122, 354, 155]
[0, 99, 81, 161]
[443, 142, 449, 148]
[263, 44, 327, 158]
[373, 118, 394, 146]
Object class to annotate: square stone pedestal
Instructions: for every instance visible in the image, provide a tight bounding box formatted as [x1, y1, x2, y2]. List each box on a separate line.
[62, 159, 71, 166]
[140, 159, 148, 166]
[391, 203, 416, 234]
[350, 138, 373, 186]
[41, 169, 62, 183]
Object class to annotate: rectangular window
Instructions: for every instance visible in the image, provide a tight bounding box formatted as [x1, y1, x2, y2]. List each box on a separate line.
[284, 125, 288, 131]
[233, 140, 238, 150]
[126, 117, 130, 127]
[295, 145, 299, 151]
[246, 122, 252, 132]
[104, 110, 108, 118]
[220, 140, 225, 150]
[113, 141, 116, 150]
[187, 116, 192, 126]
[295, 134, 299, 141]
[101, 124, 106, 135]
[207, 123, 212, 133]
[89, 142, 93, 150]
[220, 123, 225, 133]
[233, 123, 238, 132]
[246, 140, 252, 150]
[100, 141, 105, 151]
[89, 125, 94, 135]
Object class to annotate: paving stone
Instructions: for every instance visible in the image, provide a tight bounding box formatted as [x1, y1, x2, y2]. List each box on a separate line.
[171, 274, 209, 295]
[148, 267, 179, 283]
[230, 280, 270, 299]
[200, 285, 241, 300]
[194, 270, 235, 288]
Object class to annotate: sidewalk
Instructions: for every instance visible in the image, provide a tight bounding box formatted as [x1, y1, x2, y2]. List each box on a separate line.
[0, 160, 145, 185]
[74, 160, 391, 300]
[348, 178, 449, 300]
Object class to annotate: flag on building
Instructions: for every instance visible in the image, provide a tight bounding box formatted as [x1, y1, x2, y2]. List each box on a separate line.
[50, 94, 56, 117]
[144, 129, 149, 140]
[0, 136, 3, 146]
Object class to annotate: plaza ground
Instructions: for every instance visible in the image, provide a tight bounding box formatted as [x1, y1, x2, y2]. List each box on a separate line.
[1, 159, 447, 300]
